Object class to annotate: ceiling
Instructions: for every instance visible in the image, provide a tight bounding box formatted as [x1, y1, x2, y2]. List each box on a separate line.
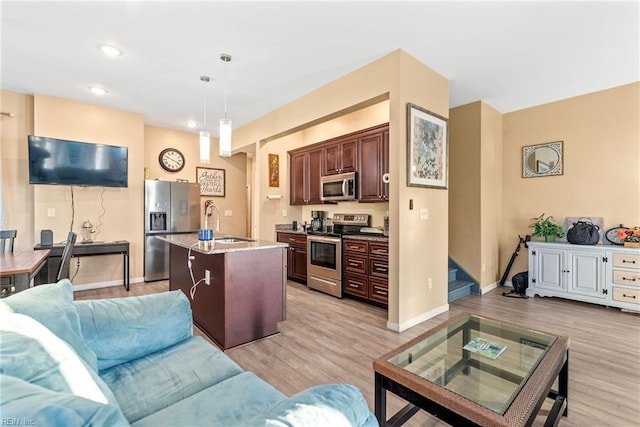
[2, 1, 638, 138]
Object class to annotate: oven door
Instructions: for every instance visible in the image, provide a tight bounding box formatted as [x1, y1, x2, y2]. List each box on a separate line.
[307, 235, 342, 297]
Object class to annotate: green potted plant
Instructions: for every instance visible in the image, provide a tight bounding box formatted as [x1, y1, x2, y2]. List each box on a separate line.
[530, 213, 565, 242]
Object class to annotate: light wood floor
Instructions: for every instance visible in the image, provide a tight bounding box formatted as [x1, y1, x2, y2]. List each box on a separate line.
[75, 281, 640, 426]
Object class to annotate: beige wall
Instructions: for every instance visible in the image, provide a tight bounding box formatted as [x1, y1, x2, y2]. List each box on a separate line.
[0, 90, 35, 250]
[500, 82, 640, 277]
[237, 50, 450, 330]
[479, 102, 503, 287]
[144, 125, 247, 237]
[33, 93, 145, 287]
[449, 102, 482, 280]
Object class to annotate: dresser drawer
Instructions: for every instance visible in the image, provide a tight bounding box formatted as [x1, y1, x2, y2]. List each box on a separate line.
[344, 274, 368, 298]
[613, 270, 640, 287]
[613, 253, 640, 269]
[612, 287, 640, 305]
[344, 254, 367, 275]
[369, 279, 388, 304]
[369, 242, 388, 258]
[343, 240, 368, 254]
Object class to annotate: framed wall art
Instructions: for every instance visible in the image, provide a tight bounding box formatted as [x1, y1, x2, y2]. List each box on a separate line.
[268, 153, 279, 187]
[406, 103, 448, 189]
[196, 167, 225, 197]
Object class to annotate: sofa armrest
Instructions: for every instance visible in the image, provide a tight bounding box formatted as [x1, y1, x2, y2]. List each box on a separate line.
[74, 290, 193, 371]
[247, 384, 378, 427]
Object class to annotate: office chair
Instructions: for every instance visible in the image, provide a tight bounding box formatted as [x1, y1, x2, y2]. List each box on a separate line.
[56, 231, 77, 281]
[1, 230, 18, 297]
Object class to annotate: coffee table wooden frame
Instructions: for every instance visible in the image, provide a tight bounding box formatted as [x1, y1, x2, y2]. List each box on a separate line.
[373, 313, 569, 427]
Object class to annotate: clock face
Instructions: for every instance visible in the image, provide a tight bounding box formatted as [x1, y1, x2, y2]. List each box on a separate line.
[159, 148, 185, 172]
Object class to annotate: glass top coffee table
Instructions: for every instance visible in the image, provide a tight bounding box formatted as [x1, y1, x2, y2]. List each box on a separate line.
[373, 313, 569, 426]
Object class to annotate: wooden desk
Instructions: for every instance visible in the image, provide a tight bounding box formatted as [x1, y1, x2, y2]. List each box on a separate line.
[34, 240, 130, 291]
[0, 250, 51, 293]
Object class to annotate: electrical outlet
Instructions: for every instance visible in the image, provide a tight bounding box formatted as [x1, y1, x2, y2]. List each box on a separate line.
[482, 263, 486, 272]
[47, 208, 55, 217]
[282, 209, 287, 217]
[428, 277, 433, 290]
[224, 210, 232, 216]
[205, 270, 211, 285]
[419, 208, 429, 220]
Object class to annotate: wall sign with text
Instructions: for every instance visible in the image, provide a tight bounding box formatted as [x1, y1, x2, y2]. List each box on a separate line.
[196, 167, 225, 197]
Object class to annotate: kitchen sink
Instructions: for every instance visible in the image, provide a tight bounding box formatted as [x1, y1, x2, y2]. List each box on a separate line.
[214, 237, 255, 244]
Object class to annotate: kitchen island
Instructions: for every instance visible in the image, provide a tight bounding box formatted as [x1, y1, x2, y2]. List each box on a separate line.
[162, 234, 288, 350]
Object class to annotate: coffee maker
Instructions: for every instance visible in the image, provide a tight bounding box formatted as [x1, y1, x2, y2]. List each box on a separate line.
[310, 210, 326, 232]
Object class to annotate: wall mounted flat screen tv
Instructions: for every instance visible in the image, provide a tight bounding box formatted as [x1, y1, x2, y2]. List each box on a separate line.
[28, 135, 128, 188]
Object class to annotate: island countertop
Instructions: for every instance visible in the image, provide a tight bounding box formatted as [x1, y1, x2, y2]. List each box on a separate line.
[159, 233, 287, 255]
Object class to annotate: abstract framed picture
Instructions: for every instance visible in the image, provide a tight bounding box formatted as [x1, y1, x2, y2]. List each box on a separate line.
[196, 167, 225, 197]
[406, 103, 448, 189]
[268, 153, 279, 187]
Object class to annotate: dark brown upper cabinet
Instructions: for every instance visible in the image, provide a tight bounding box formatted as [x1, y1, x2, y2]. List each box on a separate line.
[323, 138, 357, 176]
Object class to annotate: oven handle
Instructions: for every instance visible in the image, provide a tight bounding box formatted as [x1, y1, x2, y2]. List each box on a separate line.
[307, 235, 341, 244]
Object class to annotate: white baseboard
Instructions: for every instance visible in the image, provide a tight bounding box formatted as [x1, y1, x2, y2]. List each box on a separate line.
[72, 276, 145, 292]
[387, 303, 449, 332]
[480, 281, 501, 294]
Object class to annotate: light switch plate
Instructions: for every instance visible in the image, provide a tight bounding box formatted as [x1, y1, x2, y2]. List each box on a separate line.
[224, 210, 232, 216]
[419, 208, 429, 220]
[47, 208, 55, 217]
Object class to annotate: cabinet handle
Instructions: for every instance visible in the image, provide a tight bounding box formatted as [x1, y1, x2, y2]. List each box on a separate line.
[376, 267, 388, 272]
[348, 283, 360, 288]
[622, 259, 636, 264]
[349, 246, 360, 250]
[375, 290, 388, 295]
[563, 270, 570, 273]
[622, 277, 637, 282]
[349, 262, 359, 267]
[622, 293, 637, 299]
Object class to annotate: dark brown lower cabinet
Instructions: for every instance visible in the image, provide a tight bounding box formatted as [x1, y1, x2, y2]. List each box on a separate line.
[343, 238, 388, 306]
[277, 232, 307, 283]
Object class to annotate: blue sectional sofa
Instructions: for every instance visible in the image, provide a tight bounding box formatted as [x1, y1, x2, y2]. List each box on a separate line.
[0, 280, 377, 426]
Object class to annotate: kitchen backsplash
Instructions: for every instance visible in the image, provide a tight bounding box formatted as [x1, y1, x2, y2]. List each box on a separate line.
[300, 201, 389, 228]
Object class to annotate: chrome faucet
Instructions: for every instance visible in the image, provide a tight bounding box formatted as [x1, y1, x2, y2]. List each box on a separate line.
[204, 200, 221, 232]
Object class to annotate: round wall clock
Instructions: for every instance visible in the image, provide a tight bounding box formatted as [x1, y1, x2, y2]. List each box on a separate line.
[605, 225, 626, 245]
[159, 148, 185, 172]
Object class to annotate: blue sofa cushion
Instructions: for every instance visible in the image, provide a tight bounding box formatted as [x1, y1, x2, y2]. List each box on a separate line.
[0, 312, 120, 408]
[245, 384, 379, 427]
[0, 374, 129, 427]
[131, 371, 287, 427]
[101, 336, 244, 423]
[0, 280, 98, 371]
[74, 290, 193, 371]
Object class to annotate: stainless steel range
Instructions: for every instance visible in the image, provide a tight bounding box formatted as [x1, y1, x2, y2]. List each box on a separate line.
[307, 213, 370, 298]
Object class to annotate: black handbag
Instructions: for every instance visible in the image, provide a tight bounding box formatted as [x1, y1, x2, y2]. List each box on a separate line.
[567, 221, 600, 245]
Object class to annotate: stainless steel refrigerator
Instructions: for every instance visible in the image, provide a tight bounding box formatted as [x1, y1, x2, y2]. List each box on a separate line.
[144, 180, 200, 281]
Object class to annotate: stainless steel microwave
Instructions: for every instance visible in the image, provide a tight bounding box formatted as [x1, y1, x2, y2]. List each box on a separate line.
[320, 172, 357, 201]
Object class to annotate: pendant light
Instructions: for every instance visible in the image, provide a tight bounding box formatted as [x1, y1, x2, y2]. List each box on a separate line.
[219, 53, 232, 157]
[199, 75, 211, 164]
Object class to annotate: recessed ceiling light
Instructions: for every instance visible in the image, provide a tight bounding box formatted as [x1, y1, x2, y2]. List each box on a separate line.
[89, 86, 108, 96]
[97, 44, 123, 57]
[186, 120, 199, 129]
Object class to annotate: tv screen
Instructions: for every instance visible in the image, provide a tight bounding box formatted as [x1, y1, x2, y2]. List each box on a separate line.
[28, 135, 128, 188]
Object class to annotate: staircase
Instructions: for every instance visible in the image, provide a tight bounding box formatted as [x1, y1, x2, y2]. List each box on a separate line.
[448, 258, 477, 303]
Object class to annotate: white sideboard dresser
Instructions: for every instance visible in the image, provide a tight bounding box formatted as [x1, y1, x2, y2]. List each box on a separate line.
[527, 241, 640, 311]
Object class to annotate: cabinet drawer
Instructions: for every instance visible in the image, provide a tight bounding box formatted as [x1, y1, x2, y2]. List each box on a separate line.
[344, 274, 368, 298]
[276, 232, 306, 247]
[613, 270, 640, 287]
[612, 287, 640, 305]
[343, 240, 368, 254]
[344, 255, 367, 275]
[369, 242, 389, 258]
[370, 258, 388, 278]
[613, 253, 640, 269]
[369, 279, 388, 304]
